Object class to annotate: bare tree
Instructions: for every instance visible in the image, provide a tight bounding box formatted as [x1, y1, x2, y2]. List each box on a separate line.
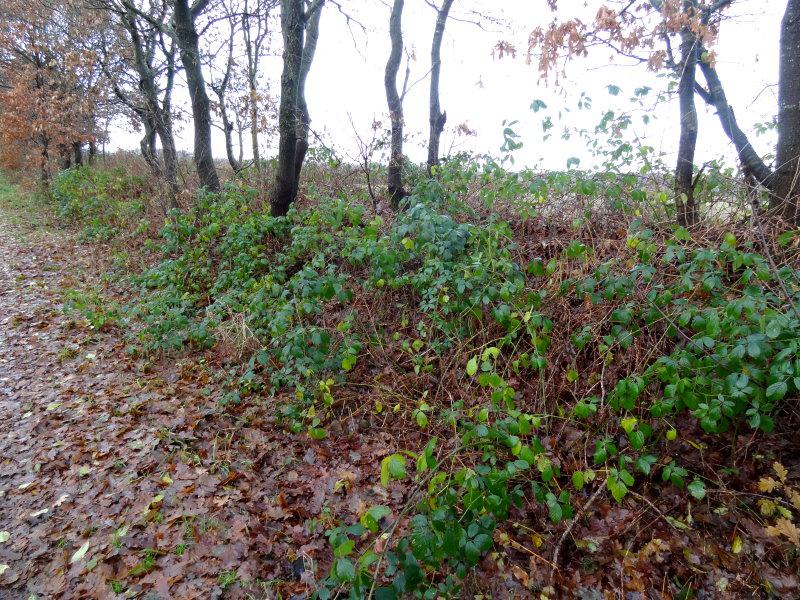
[533, 0, 800, 224]
[674, 1, 699, 226]
[773, 0, 800, 221]
[269, 0, 324, 217]
[209, 1, 243, 173]
[427, 0, 455, 176]
[242, 0, 278, 177]
[293, 1, 322, 190]
[94, 0, 180, 202]
[385, 0, 406, 208]
[173, 0, 220, 191]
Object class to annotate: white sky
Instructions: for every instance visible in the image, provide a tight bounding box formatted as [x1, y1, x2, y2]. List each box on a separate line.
[109, 0, 784, 172]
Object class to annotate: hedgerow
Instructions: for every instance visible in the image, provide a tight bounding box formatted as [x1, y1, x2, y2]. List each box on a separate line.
[127, 162, 800, 598]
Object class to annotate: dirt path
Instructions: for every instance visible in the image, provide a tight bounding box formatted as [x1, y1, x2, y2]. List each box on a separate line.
[0, 186, 397, 600]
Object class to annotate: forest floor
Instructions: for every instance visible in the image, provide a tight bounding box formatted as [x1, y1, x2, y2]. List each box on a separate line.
[0, 180, 389, 599]
[1, 178, 799, 600]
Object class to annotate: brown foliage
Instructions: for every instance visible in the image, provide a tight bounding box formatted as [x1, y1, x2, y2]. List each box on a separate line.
[0, 0, 108, 179]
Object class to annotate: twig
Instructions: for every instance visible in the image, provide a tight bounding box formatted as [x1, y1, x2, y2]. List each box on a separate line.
[549, 478, 607, 587]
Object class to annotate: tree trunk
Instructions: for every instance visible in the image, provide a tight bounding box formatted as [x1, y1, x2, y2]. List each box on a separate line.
[88, 139, 97, 165]
[59, 144, 72, 170]
[269, 0, 304, 217]
[222, 115, 241, 173]
[248, 76, 261, 176]
[773, 0, 800, 222]
[427, 0, 455, 176]
[242, 0, 268, 179]
[156, 121, 180, 201]
[213, 19, 242, 174]
[174, 0, 220, 192]
[675, 17, 699, 227]
[140, 115, 162, 176]
[120, 10, 180, 206]
[292, 1, 323, 192]
[385, 0, 406, 209]
[236, 113, 244, 166]
[40, 135, 50, 184]
[73, 142, 84, 167]
[697, 60, 773, 188]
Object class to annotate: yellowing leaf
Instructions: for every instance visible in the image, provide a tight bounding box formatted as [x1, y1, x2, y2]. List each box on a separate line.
[773, 462, 788, 483]
[766, 518, 800, 547]
[731, 535, 742, 554]
[758, 499, 777, 517]
[70, 540, 90, 563]
[758, 477, 780, 493]
[789, 489, 800, 511]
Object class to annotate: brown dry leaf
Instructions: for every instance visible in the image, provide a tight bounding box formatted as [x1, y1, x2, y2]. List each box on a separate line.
[766, 519, 800, 547]
[789, 489, 800, 512]
[759, 477, 781, 493]
[773, 462, 788, 483]
[510, 564, 529, 587]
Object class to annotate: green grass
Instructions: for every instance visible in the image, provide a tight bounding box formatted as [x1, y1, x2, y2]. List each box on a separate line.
[0, 172, 56, 238]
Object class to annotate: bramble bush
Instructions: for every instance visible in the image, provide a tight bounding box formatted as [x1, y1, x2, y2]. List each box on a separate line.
[127, 161, 800, 598]
[50, 165, 149, 241]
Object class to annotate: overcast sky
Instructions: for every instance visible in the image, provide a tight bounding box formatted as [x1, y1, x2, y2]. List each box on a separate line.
[109, 0, 784, 172]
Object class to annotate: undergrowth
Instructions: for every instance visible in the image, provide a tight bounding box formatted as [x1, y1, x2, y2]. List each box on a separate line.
[50, 160, 800, 597]
[50, 165, 151, 241]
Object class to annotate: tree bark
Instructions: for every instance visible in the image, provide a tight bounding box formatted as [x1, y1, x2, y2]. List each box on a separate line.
[73, 142, 84, 167]
[675, 15, 699, 226]
[40, 135, 50, 184]
[385, 0, 406, 209]
[697, 59, 773, 187]
[292, 1, 323, 192]
[118, 8, 180, 204]
[88, 139, 97, 165]
[174, 0, 220, 192]
[427, 0, 455, 176]
[773, 0, 800, 222]
[140, 114, 161, 176]
[269, 0, 304, 217]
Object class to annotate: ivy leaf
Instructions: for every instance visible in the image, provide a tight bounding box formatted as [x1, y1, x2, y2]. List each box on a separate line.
[334, 539, 355, 558]
[607, 476, 627, 503]
[688, 479, 706, 500]
[380, 454, 406, 488]
[636, 454, 657, 475]
[334, 558, 356, 582]
[766, 381, 787, 401]
[765, 319, 782, 339]
[466, 357, 478, 377]
[360, 505, 391, 533]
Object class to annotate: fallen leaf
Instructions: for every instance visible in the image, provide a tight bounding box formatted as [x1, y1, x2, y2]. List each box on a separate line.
[759, 477, 780, 493]
[71, 541, 90, 563]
